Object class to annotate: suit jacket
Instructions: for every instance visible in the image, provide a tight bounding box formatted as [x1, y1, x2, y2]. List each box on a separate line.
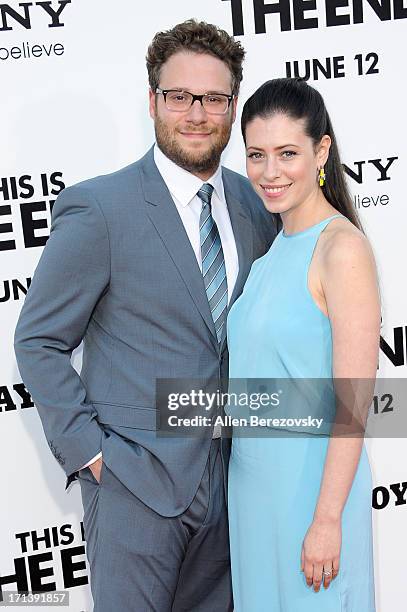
[14, 146, 278, 516]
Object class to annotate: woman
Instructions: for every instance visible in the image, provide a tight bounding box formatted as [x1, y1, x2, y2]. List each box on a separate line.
[226, 78, 380, 611]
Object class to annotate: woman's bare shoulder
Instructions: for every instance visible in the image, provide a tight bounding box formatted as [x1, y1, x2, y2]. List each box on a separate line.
[318, 216, 375, 269]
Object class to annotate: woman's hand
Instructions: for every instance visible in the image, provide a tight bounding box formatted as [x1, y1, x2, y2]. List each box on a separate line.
[301, 516, 341, 592]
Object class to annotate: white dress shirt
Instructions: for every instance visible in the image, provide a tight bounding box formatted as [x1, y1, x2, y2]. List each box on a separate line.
[81, 144, 238, 468]
[153, 144, 239, 299]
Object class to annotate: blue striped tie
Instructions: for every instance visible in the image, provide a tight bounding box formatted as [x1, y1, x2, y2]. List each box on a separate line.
[198, 183, 228, 343]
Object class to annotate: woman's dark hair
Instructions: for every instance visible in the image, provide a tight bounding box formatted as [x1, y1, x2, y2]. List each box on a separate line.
[241, 78, 362, 230]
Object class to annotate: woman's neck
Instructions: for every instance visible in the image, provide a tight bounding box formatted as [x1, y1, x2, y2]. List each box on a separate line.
[280, 192, 337, 236]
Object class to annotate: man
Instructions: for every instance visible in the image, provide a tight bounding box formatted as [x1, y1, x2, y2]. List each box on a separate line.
[14, 19, 277, 611]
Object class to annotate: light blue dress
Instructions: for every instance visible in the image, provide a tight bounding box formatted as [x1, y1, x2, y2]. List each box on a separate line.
[226, 215, 375, 611]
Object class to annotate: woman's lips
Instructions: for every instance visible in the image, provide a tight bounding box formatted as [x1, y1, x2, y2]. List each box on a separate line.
[261, 183, 292, 198]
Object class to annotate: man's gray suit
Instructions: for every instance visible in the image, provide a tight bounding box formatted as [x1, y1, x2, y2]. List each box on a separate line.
[14, 146, 277, 609]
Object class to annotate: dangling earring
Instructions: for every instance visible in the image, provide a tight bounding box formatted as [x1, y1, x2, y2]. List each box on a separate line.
[319, 167, 326, 187]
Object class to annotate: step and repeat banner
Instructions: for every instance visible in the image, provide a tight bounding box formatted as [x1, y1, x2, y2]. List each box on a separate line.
[1, 1, 406, 610]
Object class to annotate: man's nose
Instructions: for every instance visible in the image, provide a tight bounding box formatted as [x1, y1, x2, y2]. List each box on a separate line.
[185, 99, 207, 123]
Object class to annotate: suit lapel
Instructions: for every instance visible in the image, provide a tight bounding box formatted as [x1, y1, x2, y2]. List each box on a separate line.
[137, 149, 254, 353]
[138, 148, 218, 347]
[219, 169, 254, 351]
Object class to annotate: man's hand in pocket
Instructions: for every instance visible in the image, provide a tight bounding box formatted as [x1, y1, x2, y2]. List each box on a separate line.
[89, 456, 103, 483]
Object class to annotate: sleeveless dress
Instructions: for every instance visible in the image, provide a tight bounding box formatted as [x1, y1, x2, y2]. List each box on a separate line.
[226, 215, 375, 612]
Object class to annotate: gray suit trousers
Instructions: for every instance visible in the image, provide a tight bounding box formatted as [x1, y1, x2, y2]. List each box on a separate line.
[78, 437, 232, 612]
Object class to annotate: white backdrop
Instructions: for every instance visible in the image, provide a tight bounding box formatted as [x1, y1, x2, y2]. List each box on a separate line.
[1, 1, 406, 610]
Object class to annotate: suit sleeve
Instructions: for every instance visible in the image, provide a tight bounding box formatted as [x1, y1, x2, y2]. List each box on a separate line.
[14, 185, 110, 481]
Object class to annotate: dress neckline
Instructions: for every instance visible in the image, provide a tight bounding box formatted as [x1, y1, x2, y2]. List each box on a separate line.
[282, 214, 344, 239]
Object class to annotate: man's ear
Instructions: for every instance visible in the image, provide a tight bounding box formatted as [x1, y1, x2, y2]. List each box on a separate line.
[149, 88, 156, 120]
[231, 96, 238, 123]
[317, 134, 331, 167]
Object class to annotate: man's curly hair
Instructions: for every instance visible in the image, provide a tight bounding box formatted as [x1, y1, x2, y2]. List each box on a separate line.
[146, 19, 245, 96]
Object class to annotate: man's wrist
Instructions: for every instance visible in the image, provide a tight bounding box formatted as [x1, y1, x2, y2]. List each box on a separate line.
[79, 451, 102, 471]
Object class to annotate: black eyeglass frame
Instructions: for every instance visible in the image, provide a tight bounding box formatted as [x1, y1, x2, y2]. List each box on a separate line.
[155, 87, 235, 114]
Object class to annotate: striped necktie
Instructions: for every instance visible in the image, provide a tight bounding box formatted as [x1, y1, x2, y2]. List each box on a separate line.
[198, 183, 228, 343]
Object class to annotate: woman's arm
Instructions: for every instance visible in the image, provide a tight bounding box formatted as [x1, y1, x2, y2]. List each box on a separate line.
[301, 227, 381, 591]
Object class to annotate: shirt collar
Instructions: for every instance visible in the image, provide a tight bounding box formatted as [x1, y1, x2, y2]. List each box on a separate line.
[153, 143, 223, 207]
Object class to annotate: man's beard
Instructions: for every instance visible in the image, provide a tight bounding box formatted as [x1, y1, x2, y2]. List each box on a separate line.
[154, 115, 232, 176]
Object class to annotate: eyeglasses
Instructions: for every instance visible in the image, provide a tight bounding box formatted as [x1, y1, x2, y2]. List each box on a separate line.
[155, 88, 234, 115]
